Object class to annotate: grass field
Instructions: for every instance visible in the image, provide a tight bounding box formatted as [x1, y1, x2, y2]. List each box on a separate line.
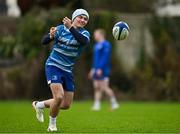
[0, 101, 180, 133]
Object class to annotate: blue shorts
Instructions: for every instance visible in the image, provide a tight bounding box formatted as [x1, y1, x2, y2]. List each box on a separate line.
[93, 71, 109, 80]
[45, 65, 75, 92]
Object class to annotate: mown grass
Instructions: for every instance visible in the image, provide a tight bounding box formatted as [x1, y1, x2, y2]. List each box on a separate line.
[0, 101, 180, 133]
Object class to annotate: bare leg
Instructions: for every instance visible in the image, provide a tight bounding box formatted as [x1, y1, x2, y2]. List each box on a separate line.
[101, 80, 119, 110]
[93, 80, 103, 101]
[49, 83, 64, 118]
[92, 80, 102, 110]
[43, 99, 53, 108]
[101, 80, 115, 98]
[94, 88, 102, 102]
[60, 91, 74, 109]
[104, 87, 115, 98]
[33, 83, 64, 130]
[41, 91, 74, 109]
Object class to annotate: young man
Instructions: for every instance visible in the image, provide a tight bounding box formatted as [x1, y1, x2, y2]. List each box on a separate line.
[32, 9, 90, 132]
[88, 29, 119, 111]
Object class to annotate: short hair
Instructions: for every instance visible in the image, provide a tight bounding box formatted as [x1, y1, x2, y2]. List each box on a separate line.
[94, 29, 106, 38]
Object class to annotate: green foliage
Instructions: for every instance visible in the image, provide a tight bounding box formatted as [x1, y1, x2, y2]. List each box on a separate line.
[130, 17, 180, 101]
[0, 35, 16, 58]
[0, 8, 71, 60]
[150, 17, 180, 54]
[16, 8, 50, 59]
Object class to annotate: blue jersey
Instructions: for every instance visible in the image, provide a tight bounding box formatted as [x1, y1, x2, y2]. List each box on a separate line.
[46, 25, 90, 73]
[92, 40, 111, 76]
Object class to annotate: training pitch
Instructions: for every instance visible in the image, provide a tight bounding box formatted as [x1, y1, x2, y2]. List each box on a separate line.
[0, 101, 179, 133]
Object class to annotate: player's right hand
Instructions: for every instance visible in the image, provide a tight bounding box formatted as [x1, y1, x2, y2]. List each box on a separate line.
[50, 27, 57, 39]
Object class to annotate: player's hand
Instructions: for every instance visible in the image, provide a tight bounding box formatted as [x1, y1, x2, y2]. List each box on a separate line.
[50, 27, 57, 39]
[96, 69, 102, 77]
[88, 69, 94, 80]
[63, 17, 72, 29]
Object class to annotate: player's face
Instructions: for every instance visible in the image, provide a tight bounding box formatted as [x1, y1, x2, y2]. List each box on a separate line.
[73, 15, 88, 28]
[94, 31, 101, 42]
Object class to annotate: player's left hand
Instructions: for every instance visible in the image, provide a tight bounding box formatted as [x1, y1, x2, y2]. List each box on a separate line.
[63, 17, 72, 29]
[96, 69, 103, 77]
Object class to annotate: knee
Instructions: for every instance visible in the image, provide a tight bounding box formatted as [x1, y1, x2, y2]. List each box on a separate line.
[54, 94, 64, 104]
[94, 85, 101, 91]
[50, 83, 64, 103]
[96, 86, 104, 92]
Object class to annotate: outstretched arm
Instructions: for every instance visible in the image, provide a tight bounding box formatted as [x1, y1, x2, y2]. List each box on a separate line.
[41, 34, 53, 45]
[41, 27, 57, 45]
